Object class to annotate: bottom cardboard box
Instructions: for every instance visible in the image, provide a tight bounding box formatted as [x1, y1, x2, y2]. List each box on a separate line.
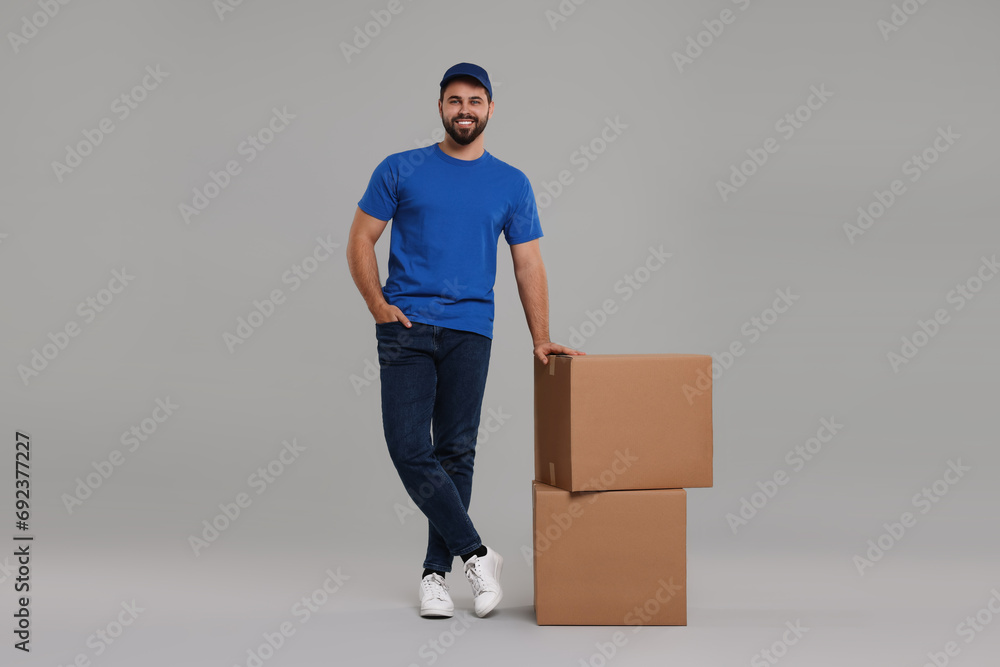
[532, 480, 686, 626]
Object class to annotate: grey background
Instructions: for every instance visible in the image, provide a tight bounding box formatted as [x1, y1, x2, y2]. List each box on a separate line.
[2, 0, 998, 665]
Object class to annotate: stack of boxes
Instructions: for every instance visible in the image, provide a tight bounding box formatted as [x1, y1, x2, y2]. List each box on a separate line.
[531, 354, 713, 625]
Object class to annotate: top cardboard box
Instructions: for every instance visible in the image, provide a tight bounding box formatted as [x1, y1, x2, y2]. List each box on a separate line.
[534, 354, 713, 491]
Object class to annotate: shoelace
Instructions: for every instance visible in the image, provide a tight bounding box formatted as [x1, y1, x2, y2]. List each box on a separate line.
[422, 575, 449, 601]
[465, 559, 488, 596]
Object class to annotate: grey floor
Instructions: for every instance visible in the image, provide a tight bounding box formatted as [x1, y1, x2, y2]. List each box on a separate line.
[25, 542, 1000, 666]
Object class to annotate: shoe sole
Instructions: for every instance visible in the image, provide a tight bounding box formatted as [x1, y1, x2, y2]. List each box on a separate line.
[420, 608, 455, 619]
[475, 554, 503, 618]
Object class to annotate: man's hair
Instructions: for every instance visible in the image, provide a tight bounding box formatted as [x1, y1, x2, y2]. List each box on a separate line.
[439, 75, 492, 104]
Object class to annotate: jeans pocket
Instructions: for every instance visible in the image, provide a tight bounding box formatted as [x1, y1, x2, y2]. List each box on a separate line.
[374, 320, 404, 349]
[375, 323, 407, 366]
[375, 321, 400, 338]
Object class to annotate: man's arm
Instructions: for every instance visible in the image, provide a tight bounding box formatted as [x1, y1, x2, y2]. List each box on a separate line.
[510, 239, 584, 364]
[346, 206, 411, 327]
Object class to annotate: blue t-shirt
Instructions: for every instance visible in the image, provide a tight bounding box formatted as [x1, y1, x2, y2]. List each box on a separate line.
[358, 143, 543, 339]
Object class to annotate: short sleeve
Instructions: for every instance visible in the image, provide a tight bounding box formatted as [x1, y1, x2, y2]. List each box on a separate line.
[503, 176, 544, 245]
[357, 156, 397, 222]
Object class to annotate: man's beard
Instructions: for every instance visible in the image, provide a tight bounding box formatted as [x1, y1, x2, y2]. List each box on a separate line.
[443, 113, 488, 146]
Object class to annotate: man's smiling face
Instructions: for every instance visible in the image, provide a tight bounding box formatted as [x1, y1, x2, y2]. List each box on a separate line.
[438, 77, 493, 146]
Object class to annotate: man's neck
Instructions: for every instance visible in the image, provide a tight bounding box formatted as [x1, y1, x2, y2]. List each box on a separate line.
[438, 137, 485, 161]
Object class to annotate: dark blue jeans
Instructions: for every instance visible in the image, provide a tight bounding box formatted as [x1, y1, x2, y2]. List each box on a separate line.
[375, 321, 491, 573]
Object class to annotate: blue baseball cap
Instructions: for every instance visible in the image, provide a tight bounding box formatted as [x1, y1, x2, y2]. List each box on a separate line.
[439, 62, 492, 100]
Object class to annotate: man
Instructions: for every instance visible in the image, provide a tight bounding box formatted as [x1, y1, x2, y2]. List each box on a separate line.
[346, 62, 583, 619]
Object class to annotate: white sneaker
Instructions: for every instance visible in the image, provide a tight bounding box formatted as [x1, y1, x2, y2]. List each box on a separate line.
[419, 573, 454, 618]
[463, 546, 503, 617]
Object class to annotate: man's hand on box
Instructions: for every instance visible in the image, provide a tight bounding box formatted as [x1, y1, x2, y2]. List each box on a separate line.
[533, 341, 585, 365]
